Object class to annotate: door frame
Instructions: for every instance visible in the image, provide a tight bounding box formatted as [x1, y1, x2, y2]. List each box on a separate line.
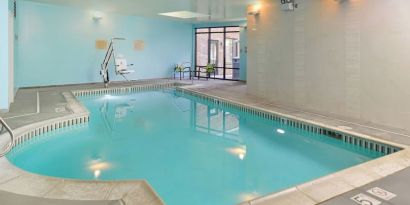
[194, 26, 240, 81]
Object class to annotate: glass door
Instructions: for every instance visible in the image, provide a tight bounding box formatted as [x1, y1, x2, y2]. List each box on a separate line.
[195, 26, 240, 80]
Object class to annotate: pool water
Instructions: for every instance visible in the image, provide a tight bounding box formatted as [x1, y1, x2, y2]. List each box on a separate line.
[8, 89, 383, 205]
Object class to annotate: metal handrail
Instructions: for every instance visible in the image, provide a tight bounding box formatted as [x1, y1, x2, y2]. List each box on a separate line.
[102, 41, 113, 67]
[102, 38, 125, 68]
[0, 117, 14, 157]
[100, 38, 126, 87]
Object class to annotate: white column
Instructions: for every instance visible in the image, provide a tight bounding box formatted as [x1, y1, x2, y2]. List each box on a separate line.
[8, 1, 14, 107]
[0, 0, 11, 111]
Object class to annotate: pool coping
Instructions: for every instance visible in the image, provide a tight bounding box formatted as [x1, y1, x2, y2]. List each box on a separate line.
[0, 82, 181, 205]
[0, 81, 409, 205]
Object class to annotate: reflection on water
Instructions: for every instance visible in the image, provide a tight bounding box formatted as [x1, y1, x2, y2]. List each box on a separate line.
[99, 99, 136, 135]
[193, 102, 241, 141]
[226, 146, 247, 160]
[276, 129, 285, 134]
[99, 90, 243, 145]
[88, 159, 112, 179]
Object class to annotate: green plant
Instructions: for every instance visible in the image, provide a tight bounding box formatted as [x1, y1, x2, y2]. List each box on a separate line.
[205, 63, 215, 73]
[175, 64, 184, 72]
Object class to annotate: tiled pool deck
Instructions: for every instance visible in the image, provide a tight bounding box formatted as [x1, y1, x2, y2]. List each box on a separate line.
[0, 79, 410, 205]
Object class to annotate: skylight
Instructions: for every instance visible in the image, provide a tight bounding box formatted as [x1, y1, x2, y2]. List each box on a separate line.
[158, 11, 209, 19]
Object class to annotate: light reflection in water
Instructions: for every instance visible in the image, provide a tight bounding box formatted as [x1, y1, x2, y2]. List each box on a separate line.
[99, 99, 136, 134]
[88, 160, 111, 179]
[226, 146, 247, 160]
[191, 101, 249, 160]
[277, 129, 285, 134]
[94, 170, 101, 178]
[192, 102, 241, 141]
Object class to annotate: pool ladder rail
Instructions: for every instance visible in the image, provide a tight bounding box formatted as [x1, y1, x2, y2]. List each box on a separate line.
[0, 117, 15, 157]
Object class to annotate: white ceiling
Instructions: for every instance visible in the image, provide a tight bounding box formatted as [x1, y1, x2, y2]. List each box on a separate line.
[23, 0, 257, 23]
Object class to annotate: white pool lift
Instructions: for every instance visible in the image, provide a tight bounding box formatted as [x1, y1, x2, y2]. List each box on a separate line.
[100, 38, 134, 87]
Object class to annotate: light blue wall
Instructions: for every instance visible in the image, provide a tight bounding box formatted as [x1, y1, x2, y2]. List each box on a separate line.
[15, 1, 193, 88]
[0, 0, 10, 109]
[193, 21, 247, 81]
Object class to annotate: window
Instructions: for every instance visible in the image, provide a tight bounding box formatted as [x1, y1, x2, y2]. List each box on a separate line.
[195, 26, 241, 80]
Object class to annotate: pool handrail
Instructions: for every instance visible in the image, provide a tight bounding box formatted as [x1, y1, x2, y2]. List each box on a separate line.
[0, 117, 14, 157]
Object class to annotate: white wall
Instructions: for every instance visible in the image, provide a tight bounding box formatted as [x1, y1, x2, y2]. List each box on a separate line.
[8, 7, 14, 106]
[247, 0, 410, 131]
[0, 0, 11, 110]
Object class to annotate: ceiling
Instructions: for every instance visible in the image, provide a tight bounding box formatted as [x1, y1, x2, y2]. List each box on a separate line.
[23, 0, 257, 23]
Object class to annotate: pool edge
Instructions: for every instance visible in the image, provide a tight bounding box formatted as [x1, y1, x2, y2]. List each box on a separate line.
[0, 82, 180, 205]
[1, 80, 409, 205]
[176, 85, 410, 205]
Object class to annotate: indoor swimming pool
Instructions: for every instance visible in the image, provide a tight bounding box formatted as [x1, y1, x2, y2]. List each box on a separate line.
[7, 89, 384, 205]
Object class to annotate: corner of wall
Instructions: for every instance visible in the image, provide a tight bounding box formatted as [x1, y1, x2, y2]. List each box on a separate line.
[0, 0, 11, 110]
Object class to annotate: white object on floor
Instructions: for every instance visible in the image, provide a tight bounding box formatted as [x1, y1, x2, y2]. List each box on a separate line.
[367, 187, 397, 201]
[351, 193, 381, 205]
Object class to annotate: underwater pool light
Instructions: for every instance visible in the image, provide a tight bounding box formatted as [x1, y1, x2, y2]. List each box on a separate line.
[277, 129, 285, 134]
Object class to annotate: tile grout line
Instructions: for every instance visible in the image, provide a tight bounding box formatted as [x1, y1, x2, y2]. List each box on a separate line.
[41, 180, 62, 198]
[295, 186, 322, 204]
[0, 175, 20, 186]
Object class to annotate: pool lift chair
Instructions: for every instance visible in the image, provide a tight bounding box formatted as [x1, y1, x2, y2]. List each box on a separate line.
[100, 38, 135, 87]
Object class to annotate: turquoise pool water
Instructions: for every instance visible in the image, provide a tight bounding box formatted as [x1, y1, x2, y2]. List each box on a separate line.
[8, 89, 382, 205]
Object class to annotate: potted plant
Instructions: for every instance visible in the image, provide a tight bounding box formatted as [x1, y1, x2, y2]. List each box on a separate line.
[174, 64, 184, 72]
[205, 63, 215, 78]
[173, 64, 186, 79]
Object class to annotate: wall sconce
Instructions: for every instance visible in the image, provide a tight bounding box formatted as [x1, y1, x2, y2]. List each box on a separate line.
[248, 10, 260, 16]
[248, 4, 261, 16]
[248, 4, 261, 31]
[92, 11, 103, 21]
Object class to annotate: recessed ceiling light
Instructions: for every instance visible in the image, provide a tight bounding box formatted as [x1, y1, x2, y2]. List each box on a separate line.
[159, 11, 209, 19]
